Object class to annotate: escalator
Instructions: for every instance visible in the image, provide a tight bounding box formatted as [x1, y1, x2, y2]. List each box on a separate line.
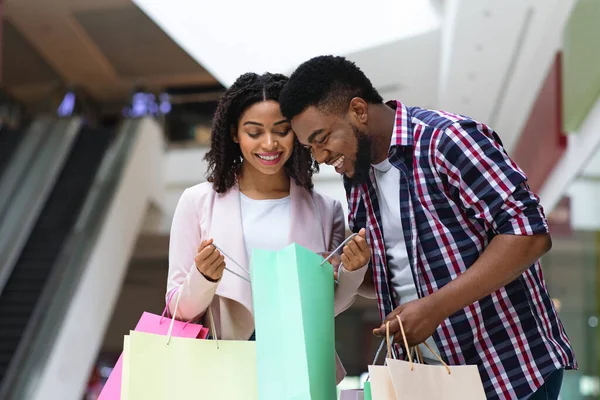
[0, 128, 24, 179]
[0, 125, 113, 391]
[0, 115, 164, 400]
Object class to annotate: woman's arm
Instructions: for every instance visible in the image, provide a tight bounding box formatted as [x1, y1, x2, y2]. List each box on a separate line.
[330, 200, 368, 316]
[166, 189, 219, 320]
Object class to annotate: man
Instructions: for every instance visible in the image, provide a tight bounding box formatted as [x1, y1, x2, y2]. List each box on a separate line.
[279, 55, 575, 399]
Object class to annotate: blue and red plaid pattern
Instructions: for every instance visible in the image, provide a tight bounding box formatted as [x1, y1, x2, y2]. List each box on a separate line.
[346, 101, 576, 399]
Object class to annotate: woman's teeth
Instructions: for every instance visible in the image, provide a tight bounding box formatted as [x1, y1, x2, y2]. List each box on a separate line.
[257, 154, 280, 161]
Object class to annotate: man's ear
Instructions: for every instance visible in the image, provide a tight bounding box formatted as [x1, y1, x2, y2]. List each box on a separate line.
[348, 97, 369, 125]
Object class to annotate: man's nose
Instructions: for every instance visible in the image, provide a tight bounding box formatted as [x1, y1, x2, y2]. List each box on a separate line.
[312, 147, 329, 164]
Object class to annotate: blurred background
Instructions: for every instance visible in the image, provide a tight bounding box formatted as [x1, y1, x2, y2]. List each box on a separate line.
[0, 0, 597, 398]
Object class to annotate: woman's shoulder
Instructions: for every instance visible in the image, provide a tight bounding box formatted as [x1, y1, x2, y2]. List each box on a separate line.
[180, 182, 219, 204]
[307, 188, 342, 212]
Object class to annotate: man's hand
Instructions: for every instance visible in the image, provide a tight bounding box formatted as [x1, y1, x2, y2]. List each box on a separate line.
[373, 296, 445, 346]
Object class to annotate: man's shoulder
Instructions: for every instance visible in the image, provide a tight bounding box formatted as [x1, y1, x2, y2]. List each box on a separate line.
[408, 106, 474, 133]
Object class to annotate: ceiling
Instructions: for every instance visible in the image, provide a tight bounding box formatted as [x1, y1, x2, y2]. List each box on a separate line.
[133, 0, 442, 87]
[2, 0, 220, 106]
[438, 0, 577, 152]
[2, 0, 577, 154]
[130, 0, 577, 154]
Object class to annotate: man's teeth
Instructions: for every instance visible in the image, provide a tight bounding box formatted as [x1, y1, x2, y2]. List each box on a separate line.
[333, 156, 345, 168]
[258, 154, 280, 161]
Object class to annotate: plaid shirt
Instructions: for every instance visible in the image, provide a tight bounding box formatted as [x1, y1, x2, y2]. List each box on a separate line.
[346, 101, 577, 399]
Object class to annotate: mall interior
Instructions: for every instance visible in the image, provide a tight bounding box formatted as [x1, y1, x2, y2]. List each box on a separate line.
[0, 0, 598, 399]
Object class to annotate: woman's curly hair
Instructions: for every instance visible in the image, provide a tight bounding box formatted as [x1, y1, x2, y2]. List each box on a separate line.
[204, 72, 318, 193]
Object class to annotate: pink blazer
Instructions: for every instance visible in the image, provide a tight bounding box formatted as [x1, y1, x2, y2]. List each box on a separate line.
[166, 181, 367, 382]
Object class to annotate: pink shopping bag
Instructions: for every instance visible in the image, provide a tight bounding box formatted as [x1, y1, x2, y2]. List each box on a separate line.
[98, 289, 208, 399]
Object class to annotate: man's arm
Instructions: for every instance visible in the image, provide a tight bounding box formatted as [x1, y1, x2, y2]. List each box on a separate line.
[374, 120, 551, 344]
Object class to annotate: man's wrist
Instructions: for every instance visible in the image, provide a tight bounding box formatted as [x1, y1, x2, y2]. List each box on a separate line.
[428, 289, 455, 322]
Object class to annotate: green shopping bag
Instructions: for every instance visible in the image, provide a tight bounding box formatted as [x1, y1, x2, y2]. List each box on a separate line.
[364, 381, 372, 400]
[251, 243, 336, 400]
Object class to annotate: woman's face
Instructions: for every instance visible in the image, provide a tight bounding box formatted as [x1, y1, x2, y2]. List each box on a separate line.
[234, 100, 294, 176]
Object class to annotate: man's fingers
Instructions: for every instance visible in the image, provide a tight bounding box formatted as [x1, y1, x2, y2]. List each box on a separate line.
[393, 330, 404, 345]
[373, 308, 404, 337]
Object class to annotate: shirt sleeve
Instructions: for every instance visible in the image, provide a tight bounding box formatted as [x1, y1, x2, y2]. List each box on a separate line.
[434, 119, 549, 236]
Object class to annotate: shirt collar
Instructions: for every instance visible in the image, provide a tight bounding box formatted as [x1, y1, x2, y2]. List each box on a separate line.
[386, 100, 413, 148]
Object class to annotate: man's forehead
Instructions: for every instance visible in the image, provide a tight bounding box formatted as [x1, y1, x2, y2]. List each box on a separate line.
[294, 108, 331, 127]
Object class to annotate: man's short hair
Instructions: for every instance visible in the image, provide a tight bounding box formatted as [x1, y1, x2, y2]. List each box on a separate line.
[279, 55, 383, 119]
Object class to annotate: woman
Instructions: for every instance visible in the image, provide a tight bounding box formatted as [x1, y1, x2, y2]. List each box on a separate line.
[166, 73, 369, 367]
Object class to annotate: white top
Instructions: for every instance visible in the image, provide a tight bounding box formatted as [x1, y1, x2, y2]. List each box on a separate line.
[240, 193, 291, 264]
[372, 159, 415, 302]
[372, 158, 441, 362]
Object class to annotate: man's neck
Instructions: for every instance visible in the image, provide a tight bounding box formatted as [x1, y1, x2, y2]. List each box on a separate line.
[368, 103, 397, 164]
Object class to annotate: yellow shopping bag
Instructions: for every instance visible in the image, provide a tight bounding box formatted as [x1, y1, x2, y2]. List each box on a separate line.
[121, 300, 257, 400]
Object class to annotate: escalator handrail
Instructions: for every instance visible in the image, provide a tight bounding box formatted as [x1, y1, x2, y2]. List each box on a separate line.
[0, 117, 54, 220]
[0, 118, 83, 296]
[0, 119, 144, 400]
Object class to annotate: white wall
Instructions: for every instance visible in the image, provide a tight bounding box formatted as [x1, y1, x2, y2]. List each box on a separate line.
[539, 97, 600, 216]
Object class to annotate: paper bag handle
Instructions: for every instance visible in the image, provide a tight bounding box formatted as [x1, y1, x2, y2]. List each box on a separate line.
[321, 233, 357, 266]
[160, 288, 191, 329]
[207, 306, 219, 349]
[165, 287, 221, 348]
[385, 315, 451, 374]
[166, 287, 184, 345]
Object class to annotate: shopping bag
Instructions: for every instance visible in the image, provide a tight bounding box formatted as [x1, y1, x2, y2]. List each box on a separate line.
[122, 331, 257, 399]
[363, 381, 372, 400]
[384, 315, 486, 400]
[368, 364, 396, 400]
[98, 289, 208, 400]
[250, 243, 336, 400]
[121, 308, 257, 400]
[340, 389, 365, 400]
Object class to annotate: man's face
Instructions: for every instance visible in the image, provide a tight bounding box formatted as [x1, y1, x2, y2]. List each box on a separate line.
[291, 106, 372, 185]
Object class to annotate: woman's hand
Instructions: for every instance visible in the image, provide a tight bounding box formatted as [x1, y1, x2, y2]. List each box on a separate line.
[319, 252, 342, 280]
[341, 228, 370, 271]
[194, 239, 226, 282]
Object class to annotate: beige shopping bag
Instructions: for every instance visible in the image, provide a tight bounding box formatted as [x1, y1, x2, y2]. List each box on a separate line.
[364, 334, 395, 400]
[385, 315, 486, 400]
[368, 364, 396, 400]
[367, 325, 430, 400]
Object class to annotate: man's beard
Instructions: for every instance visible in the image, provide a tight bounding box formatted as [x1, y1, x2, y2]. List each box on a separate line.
[345, 124, 373, 186]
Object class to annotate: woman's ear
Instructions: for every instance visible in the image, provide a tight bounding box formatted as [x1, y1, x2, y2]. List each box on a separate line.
[231, 126, 239, 143]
